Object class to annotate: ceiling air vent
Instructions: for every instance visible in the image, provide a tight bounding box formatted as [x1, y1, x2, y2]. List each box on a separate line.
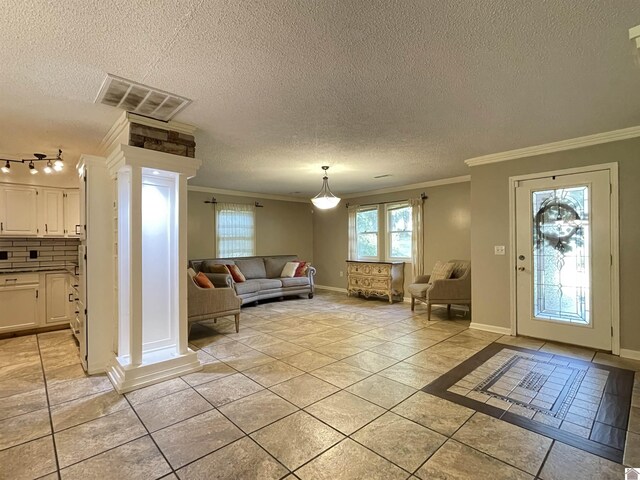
[95, 74, 191, 122]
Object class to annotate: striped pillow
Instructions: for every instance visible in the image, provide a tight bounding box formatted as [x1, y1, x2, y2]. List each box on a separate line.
[430, 261, 454, 283]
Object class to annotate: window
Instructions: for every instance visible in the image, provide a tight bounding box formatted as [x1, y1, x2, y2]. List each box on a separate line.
[215, 203, 255, 257]
[387, 203, 412, 260]
[352, 202, 413, 261]
[356, 207, 379, 259]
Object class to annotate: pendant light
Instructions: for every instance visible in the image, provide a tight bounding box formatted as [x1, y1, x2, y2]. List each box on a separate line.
[311, 166, 341, 209]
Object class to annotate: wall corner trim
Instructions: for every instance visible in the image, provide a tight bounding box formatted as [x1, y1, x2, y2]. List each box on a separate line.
[468, 322, 511, 336]
[620, 348, 640, 361]
[464, 125, 640, 167]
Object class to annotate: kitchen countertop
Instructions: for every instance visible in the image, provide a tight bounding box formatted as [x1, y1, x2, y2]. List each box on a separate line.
[0, 265, 78, 275]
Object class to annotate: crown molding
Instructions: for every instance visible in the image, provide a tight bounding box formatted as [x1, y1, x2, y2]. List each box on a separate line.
[341, 175, 470, 199]
[465, 126, 640, 167]
[187, 184, 310, 203]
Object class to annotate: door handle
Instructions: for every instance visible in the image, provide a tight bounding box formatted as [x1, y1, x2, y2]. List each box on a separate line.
[75, 224, 81, 235]
[45, 223, 48, 233]
[68, 293, 74, 302]
[517, 266, 525, 272]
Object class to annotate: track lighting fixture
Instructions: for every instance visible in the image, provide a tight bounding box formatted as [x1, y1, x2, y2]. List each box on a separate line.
[0, 150, 64, 174]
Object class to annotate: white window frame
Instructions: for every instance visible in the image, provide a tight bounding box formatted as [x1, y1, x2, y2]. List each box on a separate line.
[215, 203, 256, 258]
[355, 206, 380, 261]
[385, 202, 412, 261]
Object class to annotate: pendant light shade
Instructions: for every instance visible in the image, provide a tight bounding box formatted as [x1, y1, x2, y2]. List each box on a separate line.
[311, 166, 340, 209]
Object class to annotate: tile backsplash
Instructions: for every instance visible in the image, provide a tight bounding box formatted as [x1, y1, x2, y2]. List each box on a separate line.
[0, 238, 79, 271]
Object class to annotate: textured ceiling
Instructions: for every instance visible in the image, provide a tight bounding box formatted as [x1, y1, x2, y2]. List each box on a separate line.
[1, 1, 640, 196]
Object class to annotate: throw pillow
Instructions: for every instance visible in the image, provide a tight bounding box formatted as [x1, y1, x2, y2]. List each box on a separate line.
[193, 272, 215, 289]
[294, 261, 309, 277]
[281, 261, 300, 278]
[187, 267, 197, 278]
[226, 264, 246, 283]
[209, 263, 231, 274]
[429, 261, 455, 283]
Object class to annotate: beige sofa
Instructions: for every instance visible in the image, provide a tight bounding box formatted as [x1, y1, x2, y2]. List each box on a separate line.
[189, 255, 316, 305]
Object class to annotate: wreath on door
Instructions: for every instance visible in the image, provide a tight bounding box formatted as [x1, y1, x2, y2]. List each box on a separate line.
[534, 197, 583, 253]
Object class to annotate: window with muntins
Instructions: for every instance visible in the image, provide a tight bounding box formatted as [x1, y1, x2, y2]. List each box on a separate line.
[386, 203, 412, 260]
[216, 203, 256, 257]
[356, 206, 379, 260]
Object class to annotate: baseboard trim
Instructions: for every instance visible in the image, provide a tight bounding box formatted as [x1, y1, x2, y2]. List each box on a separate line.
[620, 348, 640, 361]
[315, 285, 348, 293]
[469, 322, 511, 335]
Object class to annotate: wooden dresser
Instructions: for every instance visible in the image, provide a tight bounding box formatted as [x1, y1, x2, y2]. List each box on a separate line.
[346, 260, 404, 303]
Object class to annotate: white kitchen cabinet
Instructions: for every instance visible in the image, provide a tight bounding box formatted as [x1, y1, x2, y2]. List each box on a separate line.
[45, 273, 73, 324]
[64, 190, 81, 237]
[40, 188, 65, 236]
[0, 274, 40, 333]
[0, 185, 38, 236]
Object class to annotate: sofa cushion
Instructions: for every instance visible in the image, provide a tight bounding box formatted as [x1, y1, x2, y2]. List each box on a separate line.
[235, 258, 266, 279]
[264, 256, 298, 278]
[234, 279, 261, 295]
[202, 260, 234, 273]
[408, 283, 432, 297]
[256, 278, 283, 290]
[280, 277, 310, 288]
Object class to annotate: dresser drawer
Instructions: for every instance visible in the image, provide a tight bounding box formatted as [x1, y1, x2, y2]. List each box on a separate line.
[0, 273, 39, 286]
[347, 262, 391, 277]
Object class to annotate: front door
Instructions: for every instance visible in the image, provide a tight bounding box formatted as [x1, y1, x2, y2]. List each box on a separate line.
[515, 169, 612, 350]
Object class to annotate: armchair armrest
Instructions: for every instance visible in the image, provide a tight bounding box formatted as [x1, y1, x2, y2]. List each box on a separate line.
[413, 274, 431, 284]
[205, 272, 233, 288]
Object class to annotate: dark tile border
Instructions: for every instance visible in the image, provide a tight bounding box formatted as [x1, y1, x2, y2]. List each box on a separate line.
[422, 343, 635, 463]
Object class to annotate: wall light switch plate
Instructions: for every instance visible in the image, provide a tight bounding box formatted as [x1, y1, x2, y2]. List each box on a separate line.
[494, 245, 506, 255]
[339, 271, 344, 277]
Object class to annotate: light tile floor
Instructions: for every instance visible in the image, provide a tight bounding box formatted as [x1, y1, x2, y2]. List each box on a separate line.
[1, 291, 638, 479]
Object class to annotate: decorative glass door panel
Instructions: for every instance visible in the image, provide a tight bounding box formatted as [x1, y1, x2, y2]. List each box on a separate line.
[515, 170, 611, 351]
[532, 186, 590, 325]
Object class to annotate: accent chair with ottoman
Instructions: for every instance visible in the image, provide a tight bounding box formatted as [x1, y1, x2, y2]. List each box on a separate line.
[408, 259, 471, 320]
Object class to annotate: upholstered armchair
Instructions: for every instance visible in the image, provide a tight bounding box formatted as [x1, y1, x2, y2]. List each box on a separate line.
[408, 260, 471, 320]
[187, 273, 242, 334]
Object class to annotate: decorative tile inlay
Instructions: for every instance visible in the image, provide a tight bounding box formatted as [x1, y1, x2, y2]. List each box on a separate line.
[423, 343, 635, 463]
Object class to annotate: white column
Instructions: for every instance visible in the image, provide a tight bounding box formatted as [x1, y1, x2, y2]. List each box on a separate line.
[177, 174, 188, 355]
[129, 165, 143, 366]
[106, 145, 202, 393]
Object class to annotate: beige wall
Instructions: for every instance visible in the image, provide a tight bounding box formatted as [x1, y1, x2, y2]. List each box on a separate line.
[313, 181, 471, 294]
[188, 190, 314, 261]
[470, 137, 640, 351]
